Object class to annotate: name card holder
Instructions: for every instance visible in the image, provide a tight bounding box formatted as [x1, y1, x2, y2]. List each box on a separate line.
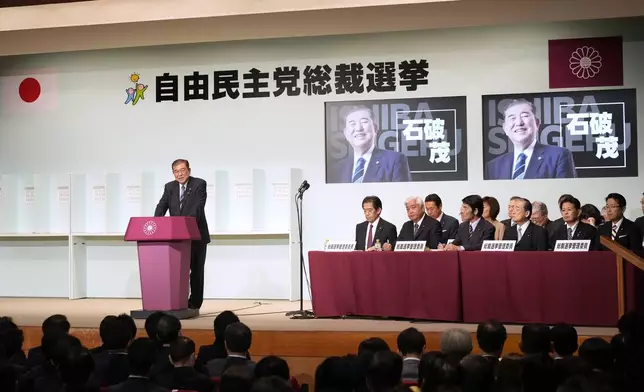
[395, 241, 426, 252]
[554, 240, 591, 252]
[324, 241, 356, 252]
[481, 240, 516, 252]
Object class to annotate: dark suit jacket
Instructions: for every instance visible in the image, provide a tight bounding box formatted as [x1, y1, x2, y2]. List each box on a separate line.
[206, 356, 256, 378]
[154, 176, 210, 243]
[501, 218, 512, 229]
[635, 216, 644, 240]
[397, 214, 442, 249]
[598, 219, 643, 252]
[439, 214, 459, 244]
[355, 218, 397, 250]
[154, 366, 215, 392]
[195, 343, 251, 374]
[485, 143, 577, 180]
[329, 148, 411, 183]
[88, 351, 129, 387]
[106, 377, 169, 392]
[551, 221, 600, 250]
[452, 219, 496, 251]
[26, 346, 46, 369]
[503, 222, 549, 251]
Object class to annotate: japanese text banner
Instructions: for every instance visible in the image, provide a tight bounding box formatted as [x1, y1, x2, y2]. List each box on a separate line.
[325, 96, 468, 184]
[482, 89, 637, 180]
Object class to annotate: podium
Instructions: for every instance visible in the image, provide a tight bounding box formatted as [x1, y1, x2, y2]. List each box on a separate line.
[124, 216, 202, 320]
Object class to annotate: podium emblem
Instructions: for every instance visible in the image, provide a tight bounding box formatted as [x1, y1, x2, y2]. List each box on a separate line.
[143, 220, 158, 235]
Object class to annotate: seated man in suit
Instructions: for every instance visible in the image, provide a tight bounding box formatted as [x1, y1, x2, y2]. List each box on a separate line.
[397, 328, 425, 383]
[476, 319, 507, 366]
[206, 322, 255, 377]
[634, 193, 644, 245]
[598, 193, 643, 252]
[552, 194, 573, 227]
[551, 195, 600, 250]
[393, 196, 442, 250]
[485, 99, 577, 180]
[441, 195, 495, 251]
[503, 197, 549, 251]
[107, 338, 168, 392]
[154, 336, 214, 392]
[328, 105, 411, 183]
[355, 195, 397, 251]
[424, 193, 459, 244]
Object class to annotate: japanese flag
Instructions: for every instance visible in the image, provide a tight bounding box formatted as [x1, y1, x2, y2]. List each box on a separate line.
[0, 70, 58, 115]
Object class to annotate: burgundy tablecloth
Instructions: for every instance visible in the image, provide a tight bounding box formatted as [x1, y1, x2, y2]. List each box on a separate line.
[459, 251, 618, 326]
[309, 251, 461, 321]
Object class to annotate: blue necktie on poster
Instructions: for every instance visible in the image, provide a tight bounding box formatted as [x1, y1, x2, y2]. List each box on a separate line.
[352, 158, 365, 183]
[513, 153, 527, 179]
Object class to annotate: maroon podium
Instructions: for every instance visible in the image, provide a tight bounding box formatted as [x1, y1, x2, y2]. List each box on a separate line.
[125, 216, 201, 319]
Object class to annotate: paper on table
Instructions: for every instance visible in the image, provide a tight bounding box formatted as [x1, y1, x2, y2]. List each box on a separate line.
[93, 185, 106, 202]
[271, 183, 289, 200]
[234, 183, 252, 200]
[57, 186, 70, 203]
[24, 187, 36, 203]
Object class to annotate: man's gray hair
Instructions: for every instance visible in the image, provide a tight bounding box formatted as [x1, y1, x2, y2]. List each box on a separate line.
[532, 201, 548, 216]
[440, 328, 473, 361]
[503, 99, 538, 119]
[405, 196, 423, 207]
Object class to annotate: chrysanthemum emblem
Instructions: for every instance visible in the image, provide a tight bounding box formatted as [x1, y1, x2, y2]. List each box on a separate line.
[143, 221, 157, 236]
[569, 46, 602, 80]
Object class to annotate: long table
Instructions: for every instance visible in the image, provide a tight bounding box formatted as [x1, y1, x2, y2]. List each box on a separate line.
[308, 251, 623, 327]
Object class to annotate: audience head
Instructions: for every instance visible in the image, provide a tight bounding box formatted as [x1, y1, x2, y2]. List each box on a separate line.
[419, 351, 461, 391]
[225, 322, 252, 355]
[482, 196, 500, 221]
[0, 317, 24, 359]
[559, 196, 581, 224]
[461, 355, 495, 392]
[250, 376, 295, 392]
[99, 315, 131, 350]
[117, 313, 137, 341]
[366, 350, 403, 392]
[315, 356, 356, 392]
[531, 201, 549, 226]
[520, 324, 551, 356]
[616, 311, 644, 343]
[144, 311, 166, 341]
[510, 197, 532, 224]
[42, 314, 70, 336]
[363, 196, 383, 224]
[214, 310, 241, 342]
[461, 195, 484, 222]
[156, 314, 182, 345]
[605, 193, 627, 222]
[405, 196, 425, 222]
[550, 323, 579, 357]
[580, 204, 603, 227]
[578, 337, 614, 372]
[127, 337, 158, 377]
[57, 345, 95, 388]
[425, 194, 444, 220]
[358, 337, 391, 357]
[255, 355, 290, 381]
[440, 328, 473, 362]
[170, 336, 196, 367]
[221, 364, 254, 392]
[397, 327, 426, 358]
[476, 319, 507, 357]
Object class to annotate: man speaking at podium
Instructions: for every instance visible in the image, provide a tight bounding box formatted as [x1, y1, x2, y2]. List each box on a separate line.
[154, 159, 210, 310]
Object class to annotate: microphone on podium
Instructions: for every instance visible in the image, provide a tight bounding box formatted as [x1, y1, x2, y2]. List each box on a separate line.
[297, 180, 310, 195]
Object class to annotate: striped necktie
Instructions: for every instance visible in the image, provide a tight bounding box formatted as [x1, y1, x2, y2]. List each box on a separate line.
[180, 184, 186, 209]
[513, 153, 527, 179]
[612, 224, 618, 240]
[352, 158, 365, 183]
[567, 227, 573, 240]
[468, 224, 473, 238]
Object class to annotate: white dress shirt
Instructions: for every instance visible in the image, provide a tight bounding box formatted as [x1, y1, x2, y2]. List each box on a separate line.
[516, 220, 530, 241]
[352, 144, 375, 183]
[365, 218, 380, 250]
[566, 221, 579, 238]
[513, 138, 537, 179]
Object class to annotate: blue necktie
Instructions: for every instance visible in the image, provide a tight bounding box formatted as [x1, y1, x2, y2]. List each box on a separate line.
[513, 153, 527, 179]
[352, 158, 365, 183]
[180, 184, 186, 209]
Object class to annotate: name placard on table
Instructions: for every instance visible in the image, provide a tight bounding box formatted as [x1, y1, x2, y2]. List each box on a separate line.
[481, 240, 516, 252]
[324, 241, 356, 252]
[554, 240, 591, 252]
[394, 241, 426, 252]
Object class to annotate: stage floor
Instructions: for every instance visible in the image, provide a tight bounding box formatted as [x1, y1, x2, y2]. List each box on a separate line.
[1, 298, 618, 335]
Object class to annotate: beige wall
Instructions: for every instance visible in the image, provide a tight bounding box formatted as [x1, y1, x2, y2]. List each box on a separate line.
[2, 0, 644, 56]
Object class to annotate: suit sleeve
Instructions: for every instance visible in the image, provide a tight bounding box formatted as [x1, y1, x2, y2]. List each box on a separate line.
[502, 227, 511, 241]
[557, 149, 577, 178]
[392, 153, 412, 182]
[466, 224, 495, 251]
[536, 227, 549, 251]
[354, 224, 362, 251]
[446, 220, 458, 242]
[397, 222, 408, 242]
[427, 221, 441, 249]
[630, 225, 643, 252]
[154, 184, 170, 217]
[590, 228, 601, 251]
[388, 224, 398, 248]
[451, 226, 463, 247]
[183, 180, 208, 217]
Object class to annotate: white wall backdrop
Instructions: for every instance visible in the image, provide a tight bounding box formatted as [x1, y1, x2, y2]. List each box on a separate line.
[0, 18, 643, 299]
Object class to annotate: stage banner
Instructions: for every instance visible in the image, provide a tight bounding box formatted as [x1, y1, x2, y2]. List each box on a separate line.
[482, 89, 637, 180]
[325, 97, 468, 184]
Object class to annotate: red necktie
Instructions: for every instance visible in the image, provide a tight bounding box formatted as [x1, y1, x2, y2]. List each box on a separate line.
[367, 224, 373, 249]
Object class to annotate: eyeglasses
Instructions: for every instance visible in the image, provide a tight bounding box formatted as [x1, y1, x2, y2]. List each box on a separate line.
[173, 168, 188, 175]
[604, 205, 621, 210]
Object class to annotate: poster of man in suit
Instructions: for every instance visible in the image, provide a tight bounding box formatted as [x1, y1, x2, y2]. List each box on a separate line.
[325, 97, 468, 183]
[482, 89, 638, 180]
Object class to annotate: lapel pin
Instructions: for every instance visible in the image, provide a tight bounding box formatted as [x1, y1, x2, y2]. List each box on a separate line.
[538, 156, 542, 160]
[376, 161, 380, 165]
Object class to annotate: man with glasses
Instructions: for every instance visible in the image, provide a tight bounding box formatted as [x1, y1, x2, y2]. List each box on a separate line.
[598, 193, 642, 251]
[155, 159, 210, 310]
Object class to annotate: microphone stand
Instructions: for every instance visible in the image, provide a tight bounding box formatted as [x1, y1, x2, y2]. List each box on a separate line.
[285, 188, 315, 319]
